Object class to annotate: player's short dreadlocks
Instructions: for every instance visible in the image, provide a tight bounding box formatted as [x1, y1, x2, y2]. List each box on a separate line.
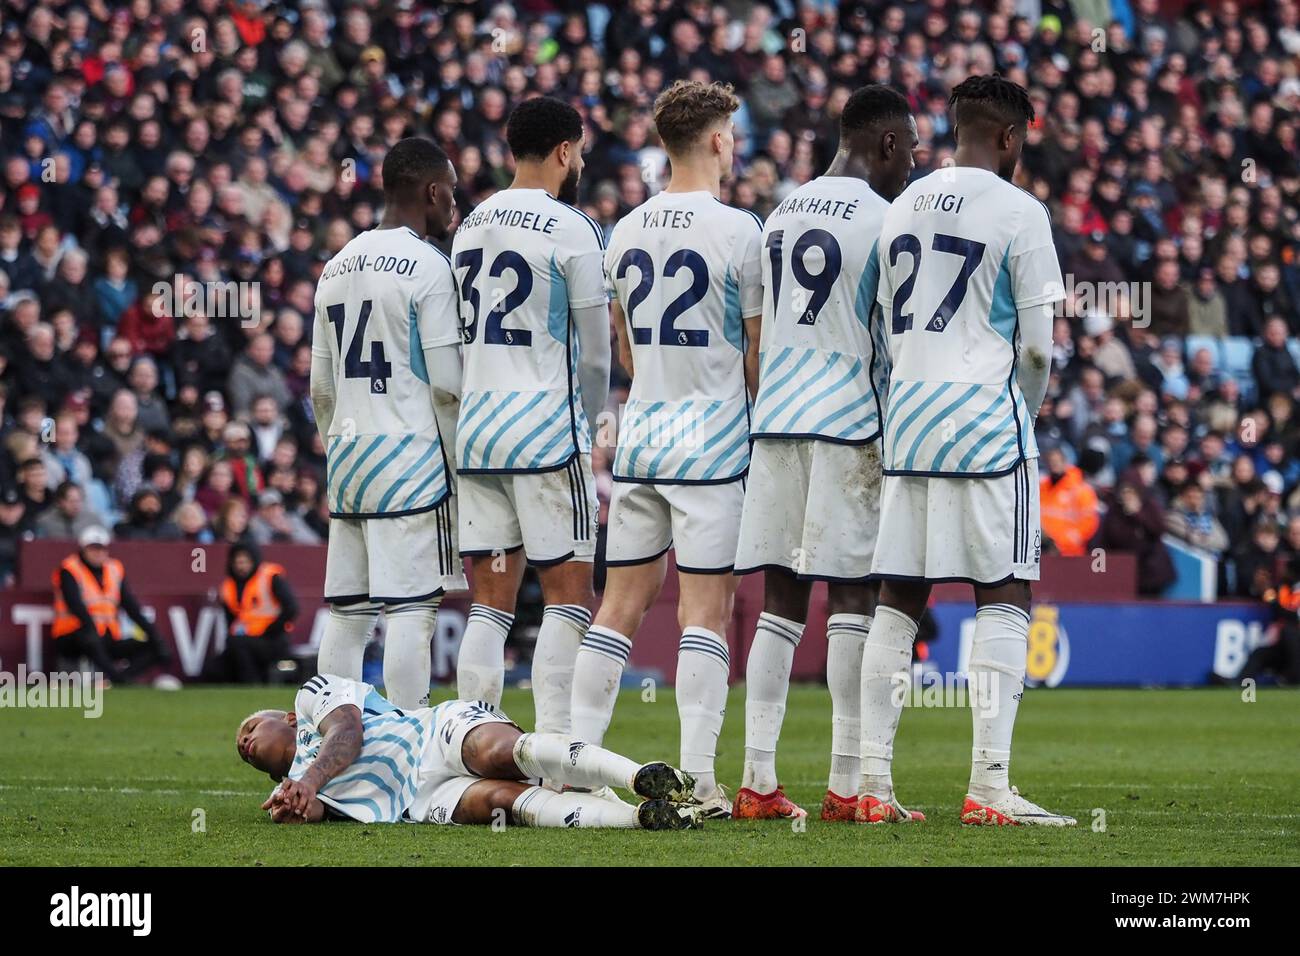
[948, 73, 1035, 130]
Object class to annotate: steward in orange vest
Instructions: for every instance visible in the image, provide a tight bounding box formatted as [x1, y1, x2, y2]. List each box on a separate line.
[51, 525, 171, 681]
[212, 542, 299, 683]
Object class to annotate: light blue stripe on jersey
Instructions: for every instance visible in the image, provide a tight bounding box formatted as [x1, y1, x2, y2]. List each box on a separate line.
[328, 433, 447, 516]
[352, 434, 414, 511]
[334, 435, 385, 511]
[884, 380, 1031, 475]
[753, 348, 880, 442]
[409, 297, 430, 384]
[989, 249, 1017, 345]
[614, 398, 749, 482]
[458, 389, 578, 472]
[723, 271, 745, 352]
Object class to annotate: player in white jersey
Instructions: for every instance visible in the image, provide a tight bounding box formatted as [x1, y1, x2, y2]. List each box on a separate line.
[311, 138, 467, 710]
[729, 86, 919, 822]
[568, 81, 762, 818]
[451, 97, 611, 738]
[235, 674, 704, 829]
[865, 75, 1075, 826]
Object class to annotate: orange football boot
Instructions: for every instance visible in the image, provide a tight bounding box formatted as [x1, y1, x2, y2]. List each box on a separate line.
[855, 794, 926, 823]
[733, 786, 808, 820]
[819, 790, 859, 822]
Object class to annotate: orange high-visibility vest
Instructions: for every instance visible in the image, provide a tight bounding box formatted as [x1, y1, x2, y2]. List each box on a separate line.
[51, 554, 124, 639]
[220, 563, 285, 637]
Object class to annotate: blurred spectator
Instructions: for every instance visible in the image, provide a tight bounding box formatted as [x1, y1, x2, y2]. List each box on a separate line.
[50, 525, 170, 682]
[1093, 480, 1176, 596]
[1040, 447, 1100, 557]
[249, 489, 321, 546]
[208, 542, 299, 683]
[35, 480, 102, 540]
[1165, 482, 1231, 557]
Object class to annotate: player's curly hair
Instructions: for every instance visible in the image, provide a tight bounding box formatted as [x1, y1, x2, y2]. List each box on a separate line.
[506, 95, 585, 161]
[653, 80, 740, 155]
[949, 73, 1035, 129]
[382, 137, 451, 194]
[840, 84, 912, 134]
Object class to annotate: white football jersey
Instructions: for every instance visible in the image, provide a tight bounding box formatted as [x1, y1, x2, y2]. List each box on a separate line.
[605, 191, 762, 483]
[752, 177, 891, 444]
[313, 227, 460, 518]
[451, 188, 607, 474]
[290, 674, 430, 823]
[875, 167, 1064, 477]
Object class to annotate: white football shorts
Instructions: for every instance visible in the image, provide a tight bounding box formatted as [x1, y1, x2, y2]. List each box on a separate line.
[871, 457, 1041, 585]
[605, 477, 745, 574]
[324, 495, 468, 604]
[458, 454, 598, 565]
[734, 437, 882, 582]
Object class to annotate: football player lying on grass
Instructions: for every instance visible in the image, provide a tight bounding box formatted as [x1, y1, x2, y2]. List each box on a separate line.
[236, 674, 703, 829]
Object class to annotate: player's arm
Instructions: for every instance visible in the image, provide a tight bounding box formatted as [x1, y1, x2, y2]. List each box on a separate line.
[611, 298, 634, 380]
[418, 260, 467, 477]
[567, 238, 612, 434]
[309, 298, 337, 442]
[743, 315, 761, 399]
[426, 343, 463, 478]
[1010, 202, 1066, 420]
[1015, 302, 1053, 416]
[276, 704, 363, 819]
[737, 219, 764, 399]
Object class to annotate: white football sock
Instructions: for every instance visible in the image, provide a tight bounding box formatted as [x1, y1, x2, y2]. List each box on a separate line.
[511, 731, 640, 791]
[511, 785, 640, 828]
[532, 605, 590, 734]
[675, 627, 730, 798]
[826, 613, 869, 799]
[455, 604, 514, 707]
[570, 625, 633, 746]
[381, 598, 440, 709]
[317, 602, 380, 680]
[741, 611, 804, 794]
[967, 603, 1029, 804]
[858, 605, 917, 800]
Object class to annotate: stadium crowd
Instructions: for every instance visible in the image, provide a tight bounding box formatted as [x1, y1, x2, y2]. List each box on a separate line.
[0, 0, 1298, 602]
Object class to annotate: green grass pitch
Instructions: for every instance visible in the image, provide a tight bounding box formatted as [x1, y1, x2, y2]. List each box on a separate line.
[1, 684, 1296, 866]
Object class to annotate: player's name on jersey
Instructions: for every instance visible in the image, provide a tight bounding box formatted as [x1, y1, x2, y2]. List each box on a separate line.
[319, 253, 419, 281]
[769, 194, 862, 221]
[639, 207, 696, 229]
[459, 206, 559, 234]
[910, 190, 967, 214]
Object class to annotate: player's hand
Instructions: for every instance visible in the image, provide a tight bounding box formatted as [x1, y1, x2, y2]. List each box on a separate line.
[278, 776, 319, 816]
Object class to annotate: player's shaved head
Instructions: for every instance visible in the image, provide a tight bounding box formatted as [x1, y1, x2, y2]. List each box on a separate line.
[382, 137, 452, 197]
[840, 84, 912, 138]
[832, 84, 917, 201]
[380, 136, 458, 239]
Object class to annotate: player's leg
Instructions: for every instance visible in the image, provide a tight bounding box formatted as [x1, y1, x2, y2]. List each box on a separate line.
[372, 502, 459, 708]
[319, 515, 380, 679]
[570, 480, 671, 745]
[821, 580, 875, 819]
[798, 440, 885, 820]
[961, 461, 1074, 826]
[674, 568, 735, 810]
[457, 473, 527, 706]
[859, 469, 933, 823]
[454, 779, 701, 830]
[662, 479, 744, 813]
[453, 720, 701, 828]
[517, 455, 599, 735]
[733, 438, 813, 819]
